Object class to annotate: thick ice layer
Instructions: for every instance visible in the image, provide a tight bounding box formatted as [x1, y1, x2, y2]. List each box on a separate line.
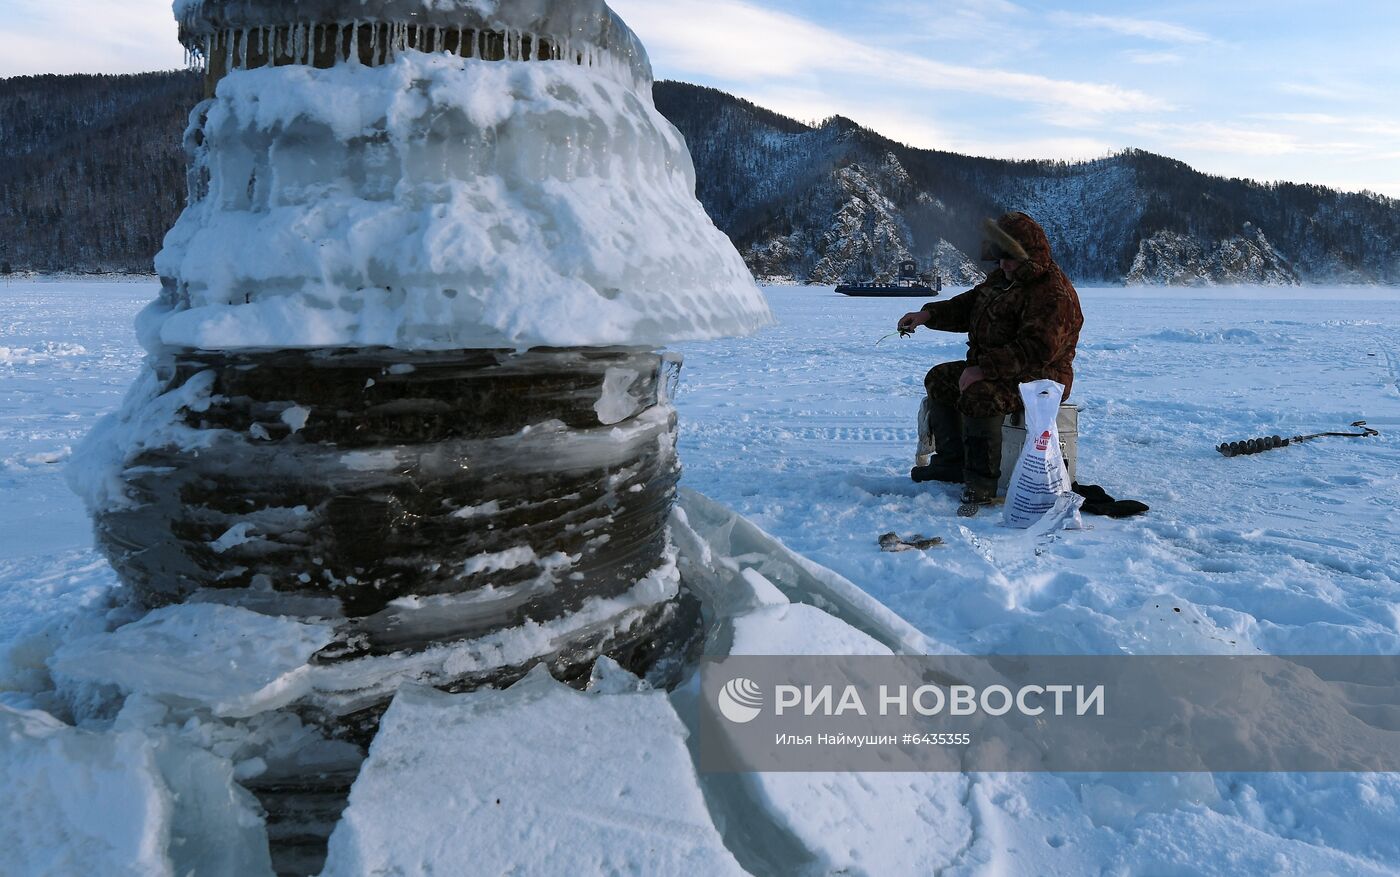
[51, 556, 681, 718]
[321, 671, 744, 876]
[151, 55, 772, 351]
[0, 705, 272, 877]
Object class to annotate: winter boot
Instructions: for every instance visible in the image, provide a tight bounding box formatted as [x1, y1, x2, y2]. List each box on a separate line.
[911, 399, 964, 484]
[957, 414, 1006, 517]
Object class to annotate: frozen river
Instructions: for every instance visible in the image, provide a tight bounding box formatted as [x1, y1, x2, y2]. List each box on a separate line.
[3, 277, 1400, 873]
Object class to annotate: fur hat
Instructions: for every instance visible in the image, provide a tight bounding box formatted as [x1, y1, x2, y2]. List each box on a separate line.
[979, 217, 1030, 262]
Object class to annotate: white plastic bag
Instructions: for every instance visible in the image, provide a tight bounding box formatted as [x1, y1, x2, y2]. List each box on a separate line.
[1003, 380, 1076, 529]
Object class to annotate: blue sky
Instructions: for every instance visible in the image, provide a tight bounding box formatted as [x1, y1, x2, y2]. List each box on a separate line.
[3, 0, 1398, 196]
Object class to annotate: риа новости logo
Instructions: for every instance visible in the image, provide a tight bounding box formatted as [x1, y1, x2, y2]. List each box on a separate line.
[718, 677, 764, 724]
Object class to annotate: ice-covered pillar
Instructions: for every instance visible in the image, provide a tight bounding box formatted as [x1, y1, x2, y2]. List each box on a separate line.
[78, 0, 770, 702]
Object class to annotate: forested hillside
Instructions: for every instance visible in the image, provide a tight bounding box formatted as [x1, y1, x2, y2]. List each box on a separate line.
[3, 72, 1398, 285]
[655, 82, 1400, 286]
[0, 72, 200, 274]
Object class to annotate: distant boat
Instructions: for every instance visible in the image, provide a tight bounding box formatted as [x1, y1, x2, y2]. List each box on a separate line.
[836, 260, 942, 298]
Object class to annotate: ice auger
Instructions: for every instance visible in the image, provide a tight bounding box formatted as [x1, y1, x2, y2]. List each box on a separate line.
[1217, 421, 1380, 458]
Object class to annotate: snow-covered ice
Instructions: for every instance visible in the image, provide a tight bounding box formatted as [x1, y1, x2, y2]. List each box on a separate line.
[321, 669, 746, 876]
[3, 278, 1400, 873]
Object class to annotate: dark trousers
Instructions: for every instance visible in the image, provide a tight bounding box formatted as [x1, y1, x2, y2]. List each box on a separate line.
[924, 360, 1022, 418]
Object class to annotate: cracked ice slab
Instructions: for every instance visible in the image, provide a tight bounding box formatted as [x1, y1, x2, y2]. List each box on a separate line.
[50, 604, 336, 718]
[0, 704, 271, 877]
[321, 669, 745, 876]
[670, 492, 975, 876]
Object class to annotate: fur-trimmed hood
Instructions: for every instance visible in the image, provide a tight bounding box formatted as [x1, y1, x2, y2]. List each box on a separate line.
[983, 212, 1055, 281]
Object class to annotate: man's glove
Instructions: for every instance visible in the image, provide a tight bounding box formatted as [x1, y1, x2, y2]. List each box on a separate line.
[898, 310, 929, 334]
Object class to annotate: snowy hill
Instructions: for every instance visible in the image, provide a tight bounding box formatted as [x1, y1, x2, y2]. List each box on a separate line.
[2, 73, 1399, 285]
[654, 82, 1400, 287]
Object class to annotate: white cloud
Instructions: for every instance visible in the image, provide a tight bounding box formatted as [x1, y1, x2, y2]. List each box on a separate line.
[1053, 13, 1211, 45]
[1131, 121, 1300, 156]
[1275, 80, 1373, 103]
[0, 0, 185, 76]
[872, 0, 1035, 46]
[614, 0, 1165, 116]
[1251, 113, 1400, 141]
[1129, 120, 1384, 159]
[949, 135, 1118, 162]
[1124, 50, 1183, 65]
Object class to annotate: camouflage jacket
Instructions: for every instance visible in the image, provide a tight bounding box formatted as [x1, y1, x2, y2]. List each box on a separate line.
[920, 212, 1084, 397]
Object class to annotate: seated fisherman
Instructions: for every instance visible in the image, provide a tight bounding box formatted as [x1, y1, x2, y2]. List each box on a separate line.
[897, 212, 1084, 513]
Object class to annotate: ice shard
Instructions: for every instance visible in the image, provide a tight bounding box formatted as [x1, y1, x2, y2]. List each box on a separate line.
[75, 0, 771, 709]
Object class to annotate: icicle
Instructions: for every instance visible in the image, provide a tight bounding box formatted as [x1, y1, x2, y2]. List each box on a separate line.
[225, 30, 234, 73]
[240, 27, 249, 69]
